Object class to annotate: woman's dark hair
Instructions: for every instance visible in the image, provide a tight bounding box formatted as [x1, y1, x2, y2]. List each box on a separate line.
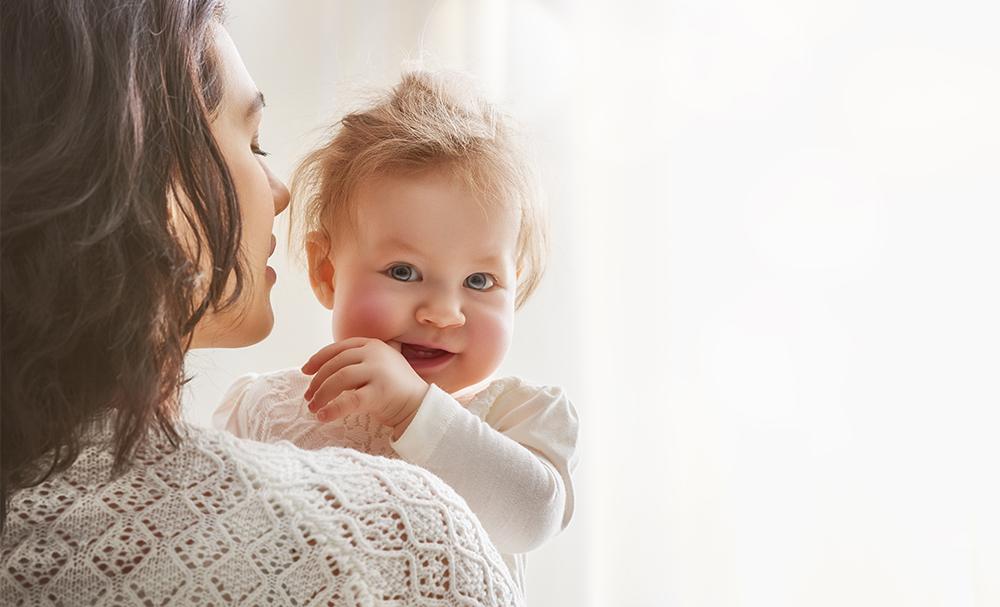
[1, 0, 245, 524]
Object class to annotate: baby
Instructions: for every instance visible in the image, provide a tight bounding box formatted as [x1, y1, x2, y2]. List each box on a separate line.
[214, 71, 578, 597]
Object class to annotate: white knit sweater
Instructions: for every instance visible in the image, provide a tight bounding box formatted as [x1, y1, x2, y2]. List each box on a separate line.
[213, 370, 579, 598]
[0, 420, 522, 606]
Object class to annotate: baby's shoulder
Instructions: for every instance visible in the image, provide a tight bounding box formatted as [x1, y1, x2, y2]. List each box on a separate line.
[468, 376, 574, 423]
[213, 368, 312, 438]
[480, 375, 569, 404]
[224, 367, 310, 405]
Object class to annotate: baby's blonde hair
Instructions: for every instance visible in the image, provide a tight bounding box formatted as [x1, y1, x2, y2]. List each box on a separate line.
[291, 71, 546, 309]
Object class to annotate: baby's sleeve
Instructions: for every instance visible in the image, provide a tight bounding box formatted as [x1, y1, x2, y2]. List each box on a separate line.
[213, 373, 263, 438]
[213, 368, 398, 454]
[390, 378, 579, 554]
[212, 369, 317, 445]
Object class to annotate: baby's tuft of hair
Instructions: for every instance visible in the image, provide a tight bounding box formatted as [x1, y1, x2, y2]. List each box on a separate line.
[291, 70, 547, 309]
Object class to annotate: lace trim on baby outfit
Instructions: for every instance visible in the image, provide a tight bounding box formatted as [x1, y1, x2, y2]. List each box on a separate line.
[236, 371, 500, 459]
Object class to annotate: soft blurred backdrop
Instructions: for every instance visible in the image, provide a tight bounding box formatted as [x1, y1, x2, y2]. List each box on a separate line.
[183, 1, 1000, 605]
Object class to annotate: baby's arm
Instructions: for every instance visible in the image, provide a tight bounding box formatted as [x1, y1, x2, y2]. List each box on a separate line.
[217, 364, 579, 554]
[391, 379, 579, 554]
[214, 373, 260, 438]
[214, 369, 374, 451]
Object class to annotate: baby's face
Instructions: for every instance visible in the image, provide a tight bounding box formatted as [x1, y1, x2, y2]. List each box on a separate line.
[325, 169, 519, 393]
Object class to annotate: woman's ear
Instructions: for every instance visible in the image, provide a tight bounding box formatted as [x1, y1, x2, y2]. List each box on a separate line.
[305, 230, 335, 310]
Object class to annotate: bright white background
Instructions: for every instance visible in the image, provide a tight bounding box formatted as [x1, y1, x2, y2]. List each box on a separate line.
[184, 1, 1000, 605]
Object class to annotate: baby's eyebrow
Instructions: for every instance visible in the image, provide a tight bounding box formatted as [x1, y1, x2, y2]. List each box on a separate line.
[471, 253, 507, 267]
[377, 237, 424, 258]
[376, 237, 510, 268]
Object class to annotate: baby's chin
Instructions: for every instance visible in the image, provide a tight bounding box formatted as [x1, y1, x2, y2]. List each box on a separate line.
[416, 373, 467, 394]
[436, 373, 496, 400]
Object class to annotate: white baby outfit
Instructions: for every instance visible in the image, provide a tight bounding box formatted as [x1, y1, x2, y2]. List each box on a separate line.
[1, 419, 522, 606]
[214, 370, 579, 598]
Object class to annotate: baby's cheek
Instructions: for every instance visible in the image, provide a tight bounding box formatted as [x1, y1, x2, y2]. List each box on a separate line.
[466, 307, 514, 371]
[332, 287, 400, 341]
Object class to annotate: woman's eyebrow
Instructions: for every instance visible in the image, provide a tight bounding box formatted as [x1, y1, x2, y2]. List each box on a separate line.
[245, 91, 265, 121]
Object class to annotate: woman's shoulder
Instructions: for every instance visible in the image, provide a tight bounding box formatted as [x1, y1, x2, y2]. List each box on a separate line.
[1, 424, 521, 606]
[190, 427, 522, 603]
[191, 424, 497, 532]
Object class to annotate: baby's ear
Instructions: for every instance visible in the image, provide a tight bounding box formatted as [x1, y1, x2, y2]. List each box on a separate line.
[305, 230, 335, 310]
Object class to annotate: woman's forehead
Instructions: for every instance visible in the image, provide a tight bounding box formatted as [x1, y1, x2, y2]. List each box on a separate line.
[212, 25, 262, 123]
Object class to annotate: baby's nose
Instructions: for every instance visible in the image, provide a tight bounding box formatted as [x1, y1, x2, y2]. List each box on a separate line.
[416, 297, 466, 329]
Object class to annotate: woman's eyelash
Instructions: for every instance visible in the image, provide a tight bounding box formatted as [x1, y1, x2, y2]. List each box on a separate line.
[251, 143, 269, 157]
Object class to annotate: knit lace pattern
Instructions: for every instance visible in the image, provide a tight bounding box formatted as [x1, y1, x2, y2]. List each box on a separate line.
[1, 422, 521, 606]
[228, 370, 498, 458]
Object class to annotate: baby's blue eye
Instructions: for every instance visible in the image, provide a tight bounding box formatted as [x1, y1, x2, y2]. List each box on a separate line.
[464, 272, 495, 291]
[387, 264, 420, 282]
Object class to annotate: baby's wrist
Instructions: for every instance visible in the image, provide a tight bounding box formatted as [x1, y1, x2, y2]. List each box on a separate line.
[388, 380, 428, 440]
[390, 405, 420, 441]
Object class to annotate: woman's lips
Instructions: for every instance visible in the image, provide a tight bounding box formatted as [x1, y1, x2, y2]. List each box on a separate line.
[400, 343, 455, 371]
[265, 235, 277, 283]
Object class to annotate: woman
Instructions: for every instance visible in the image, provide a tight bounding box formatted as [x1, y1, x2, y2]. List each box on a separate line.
[0, 1, 520, 604]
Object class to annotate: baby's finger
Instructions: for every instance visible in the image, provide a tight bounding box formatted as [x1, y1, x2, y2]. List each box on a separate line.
[313, 397, 348, 423]
[307, 362, 367, 412]
[303, 345, 369, 401]
[315, 385, 375, 422]
[301, 337, 370, 375]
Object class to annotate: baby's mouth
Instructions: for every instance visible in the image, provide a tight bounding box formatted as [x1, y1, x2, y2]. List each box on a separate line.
[400, 343, 452, 360]
[399, 343, 456, 372]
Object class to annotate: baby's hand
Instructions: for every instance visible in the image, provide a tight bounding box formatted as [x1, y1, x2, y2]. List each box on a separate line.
[301, 337, 429, 439]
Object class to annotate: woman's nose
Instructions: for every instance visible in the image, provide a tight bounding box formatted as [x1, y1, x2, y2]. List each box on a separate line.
[261, 158, 290, 215]
[416, 296, 466, 329]
[273, 180, 290, 215]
